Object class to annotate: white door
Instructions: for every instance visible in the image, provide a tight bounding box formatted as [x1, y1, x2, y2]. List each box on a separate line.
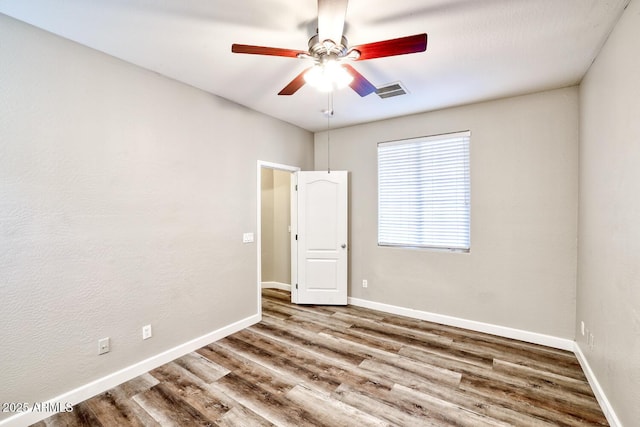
[291, 171, 348, 305]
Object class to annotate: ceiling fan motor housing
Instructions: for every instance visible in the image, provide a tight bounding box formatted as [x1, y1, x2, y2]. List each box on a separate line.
[308, 34, 350, 59]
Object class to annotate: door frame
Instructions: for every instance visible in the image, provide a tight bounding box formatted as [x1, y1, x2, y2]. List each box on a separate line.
[256, 161, 300, 314]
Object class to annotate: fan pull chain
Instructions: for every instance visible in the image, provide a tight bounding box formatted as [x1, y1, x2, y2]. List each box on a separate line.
[326, 91, 333, 173]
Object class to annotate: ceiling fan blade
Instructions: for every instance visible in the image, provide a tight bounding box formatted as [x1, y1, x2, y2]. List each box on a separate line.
[352, 33, 427, 61]
[278, 68, 312, 95]
[232, 44, 305, 58]
[342, 64, 376, 97]
[318, 0, 348, 43]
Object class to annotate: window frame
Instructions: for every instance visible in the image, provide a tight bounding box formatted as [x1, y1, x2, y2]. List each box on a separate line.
[377, 130, 471, 252]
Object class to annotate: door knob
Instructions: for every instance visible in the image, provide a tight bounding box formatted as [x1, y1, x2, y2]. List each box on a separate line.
[341, 244, 347, 249]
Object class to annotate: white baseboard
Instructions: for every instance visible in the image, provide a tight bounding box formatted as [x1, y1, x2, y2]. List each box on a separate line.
[348, 297, 574, 351]
[0, 313, 260, 427]
[261, 281, 291, 291]
[573, 343, 621, 427]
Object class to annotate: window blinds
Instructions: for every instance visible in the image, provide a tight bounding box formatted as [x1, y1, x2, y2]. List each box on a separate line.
[378, 131, 470, 251]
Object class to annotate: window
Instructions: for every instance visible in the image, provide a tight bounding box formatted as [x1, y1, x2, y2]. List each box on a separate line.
[378, 131, 470, 251]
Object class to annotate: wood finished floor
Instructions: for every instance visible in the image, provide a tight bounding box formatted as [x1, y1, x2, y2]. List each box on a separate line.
[34, 289, 608, 426]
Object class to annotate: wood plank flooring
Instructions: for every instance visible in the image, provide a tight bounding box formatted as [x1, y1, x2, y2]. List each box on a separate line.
[34, 289, 608, 426]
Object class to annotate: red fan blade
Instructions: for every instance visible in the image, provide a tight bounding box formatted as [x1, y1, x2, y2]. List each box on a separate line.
[278, 68, 312, 95]
[232, 44, 306, 58]
[351, 33, 427, 61]
[342, 64, 376, 97]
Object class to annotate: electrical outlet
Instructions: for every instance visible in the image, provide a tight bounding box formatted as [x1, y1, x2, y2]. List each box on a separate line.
[98, 337, 110, 355]
[142, 324, 152, 340]
[362, 279, 368, 288]
[242, 232, 254, 243]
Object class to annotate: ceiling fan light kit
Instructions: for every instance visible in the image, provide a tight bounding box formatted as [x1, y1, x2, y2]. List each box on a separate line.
[304, 60, 353, 92]
[231, 0, 427, 96]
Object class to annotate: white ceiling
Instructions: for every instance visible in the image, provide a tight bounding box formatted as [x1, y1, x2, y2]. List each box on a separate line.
[0, 0, 630, 132]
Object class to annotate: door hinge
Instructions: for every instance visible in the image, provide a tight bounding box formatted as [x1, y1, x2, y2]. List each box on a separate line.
[295, 283, 298, 289]
[295, 234, 298, 240]
[295, 184, 298, 191]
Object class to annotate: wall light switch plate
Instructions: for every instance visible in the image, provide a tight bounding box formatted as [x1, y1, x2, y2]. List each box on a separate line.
[243, 232, 254, 243]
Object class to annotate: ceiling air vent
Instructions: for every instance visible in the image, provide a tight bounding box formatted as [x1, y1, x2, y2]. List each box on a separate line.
[375, 82, 408, 99]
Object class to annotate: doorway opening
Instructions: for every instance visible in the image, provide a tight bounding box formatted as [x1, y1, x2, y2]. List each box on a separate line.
[256, 161, 299, 313]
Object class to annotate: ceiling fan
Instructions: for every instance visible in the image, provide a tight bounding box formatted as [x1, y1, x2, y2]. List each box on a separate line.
[231, 0, 427, 96]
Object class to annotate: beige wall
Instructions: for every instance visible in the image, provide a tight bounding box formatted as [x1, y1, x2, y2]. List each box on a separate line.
[261, 168, 275, 281]
[578, 0, 640, 424]
[272, 170, 292, 284]
[0, 14, 312, 418]
[315, 87, 579, 339]
[260, 168, 291, 284]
